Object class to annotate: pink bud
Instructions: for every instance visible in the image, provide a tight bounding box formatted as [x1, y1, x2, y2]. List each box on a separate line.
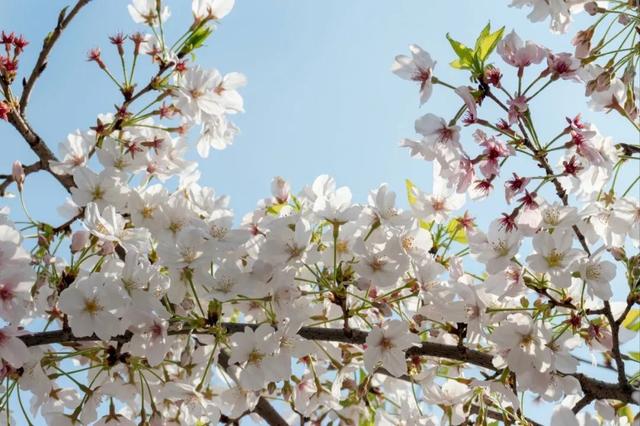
[584, 2, 598, 15]
[11, 161, 24, 191]
[100, 240, 114, 256]
[71, 230, 90, 253]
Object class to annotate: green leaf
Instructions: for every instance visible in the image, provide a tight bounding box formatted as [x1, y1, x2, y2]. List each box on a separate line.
[405, 179, 419, 206]
[475, 23, 505, 62]
[405, 179, 432, 229]
[622, 309, 640, 332]
[629, 351, 640, 362]
[446, 33, 475, 70]
[446, 219, 468, 244]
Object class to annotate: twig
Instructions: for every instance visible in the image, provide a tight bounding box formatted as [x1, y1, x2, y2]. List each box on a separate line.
[19, 0, 92, 113]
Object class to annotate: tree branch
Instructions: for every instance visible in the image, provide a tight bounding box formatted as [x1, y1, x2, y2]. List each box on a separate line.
[0, 160, 42, 196]
[17, 322, 638, 406]
[19, 0, 92, 113]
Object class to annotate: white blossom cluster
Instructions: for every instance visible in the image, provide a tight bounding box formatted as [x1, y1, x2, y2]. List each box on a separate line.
[0, 0, 638, 425]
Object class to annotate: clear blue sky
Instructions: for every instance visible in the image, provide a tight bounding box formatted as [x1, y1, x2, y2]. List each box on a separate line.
[0, 1, 635, 424]
[0, 0, 631, 222]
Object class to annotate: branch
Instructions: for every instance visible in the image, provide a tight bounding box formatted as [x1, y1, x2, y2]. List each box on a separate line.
[19, 0, 92, 113]
[571, 395, 594, 414]
[17, 322, 638, 406]
[603, 301, 628, 387]
[0, 161, 42, 196]
[4, 111, 75, 191]
[483, 86, 591, 255]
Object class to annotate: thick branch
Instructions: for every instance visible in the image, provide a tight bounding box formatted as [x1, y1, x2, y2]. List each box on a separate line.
[5, 111, 75, 191]
[19, 0, 92, 113]
[18, 322, 638, 406]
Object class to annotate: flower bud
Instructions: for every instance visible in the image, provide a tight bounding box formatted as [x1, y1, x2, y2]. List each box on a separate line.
[271, 176, 290, 204]
[100, 240, 115, 256]
[71, 230, 90, 253]
[584, 2, 599, 15]
[0, 101, 9, 121]
[11, 161, 24, 192]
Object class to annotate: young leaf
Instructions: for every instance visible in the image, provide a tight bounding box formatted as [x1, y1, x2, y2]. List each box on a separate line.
[446, 33, 474, 70]
[405, 179, 418, 206]
[622, 308, 640, 332]
[446, 219, 468, 244]
[476, 23, 505, 62]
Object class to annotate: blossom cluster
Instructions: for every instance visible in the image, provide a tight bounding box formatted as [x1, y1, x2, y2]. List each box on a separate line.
[0, 0, 637, 425]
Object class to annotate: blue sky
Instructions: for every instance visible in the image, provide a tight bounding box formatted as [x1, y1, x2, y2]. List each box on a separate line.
[0, 0, 632, 223]
[0, 1, 636, 424]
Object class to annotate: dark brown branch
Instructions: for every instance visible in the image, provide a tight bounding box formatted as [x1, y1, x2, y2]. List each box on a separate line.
[4, 110, 75, 191]
[571, 395, 594, 414]
[19, 0, 92, 113]
[18, 322, 638, 406]
[603, 301, 628, 387]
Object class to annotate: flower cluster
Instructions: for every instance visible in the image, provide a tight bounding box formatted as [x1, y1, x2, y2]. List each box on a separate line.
[0, 0, 637, 425]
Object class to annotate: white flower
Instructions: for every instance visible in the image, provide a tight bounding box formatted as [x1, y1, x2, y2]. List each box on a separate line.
[411, 113, 462, 160]
[208, 260, 247, 301]
[192, 0, 235, 21]
[368, 183, 404, 226]
[161, 383, 220, 425]
[175, 66, 224, 123]
[469, 219, 522, 275]
[410, 177, 465, 224]
[490, 313, 553, 375]
[71, 167, 127, 210]
[228, 324, 280, 390]
[579, 256, 616, 300]
[364, 320, 419, 377]
[58, 275, 125, 341]
[313, 184, 359, 224]
[128, 0, 170, 25]
[539, 202, 579, 229]
[84, 202, 150, 253]
[423, 380, 472, 426]
[510, 0, 578, 34]
[261, 217, 313, 266]
[49, 130, 94, 175]
[353, 236, 403, 290]
[527, 229, 584, 288]
[196, 115, 239, 157]
[611, 197, 640, 247]
[392, 44, 437, 105]
[0, 326, 30, 368]
[398, 221, 433, 259]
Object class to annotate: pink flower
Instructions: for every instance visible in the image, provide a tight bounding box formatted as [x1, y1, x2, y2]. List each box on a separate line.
[454, 86, 477, 122]
[504, 173, 531, 204]
[545, 52, 580, 80]
[497, 31, 547, 72]
[474, 130, 512, 178]
[507, 95, 528, 124]
[392, 44, 437, 105]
